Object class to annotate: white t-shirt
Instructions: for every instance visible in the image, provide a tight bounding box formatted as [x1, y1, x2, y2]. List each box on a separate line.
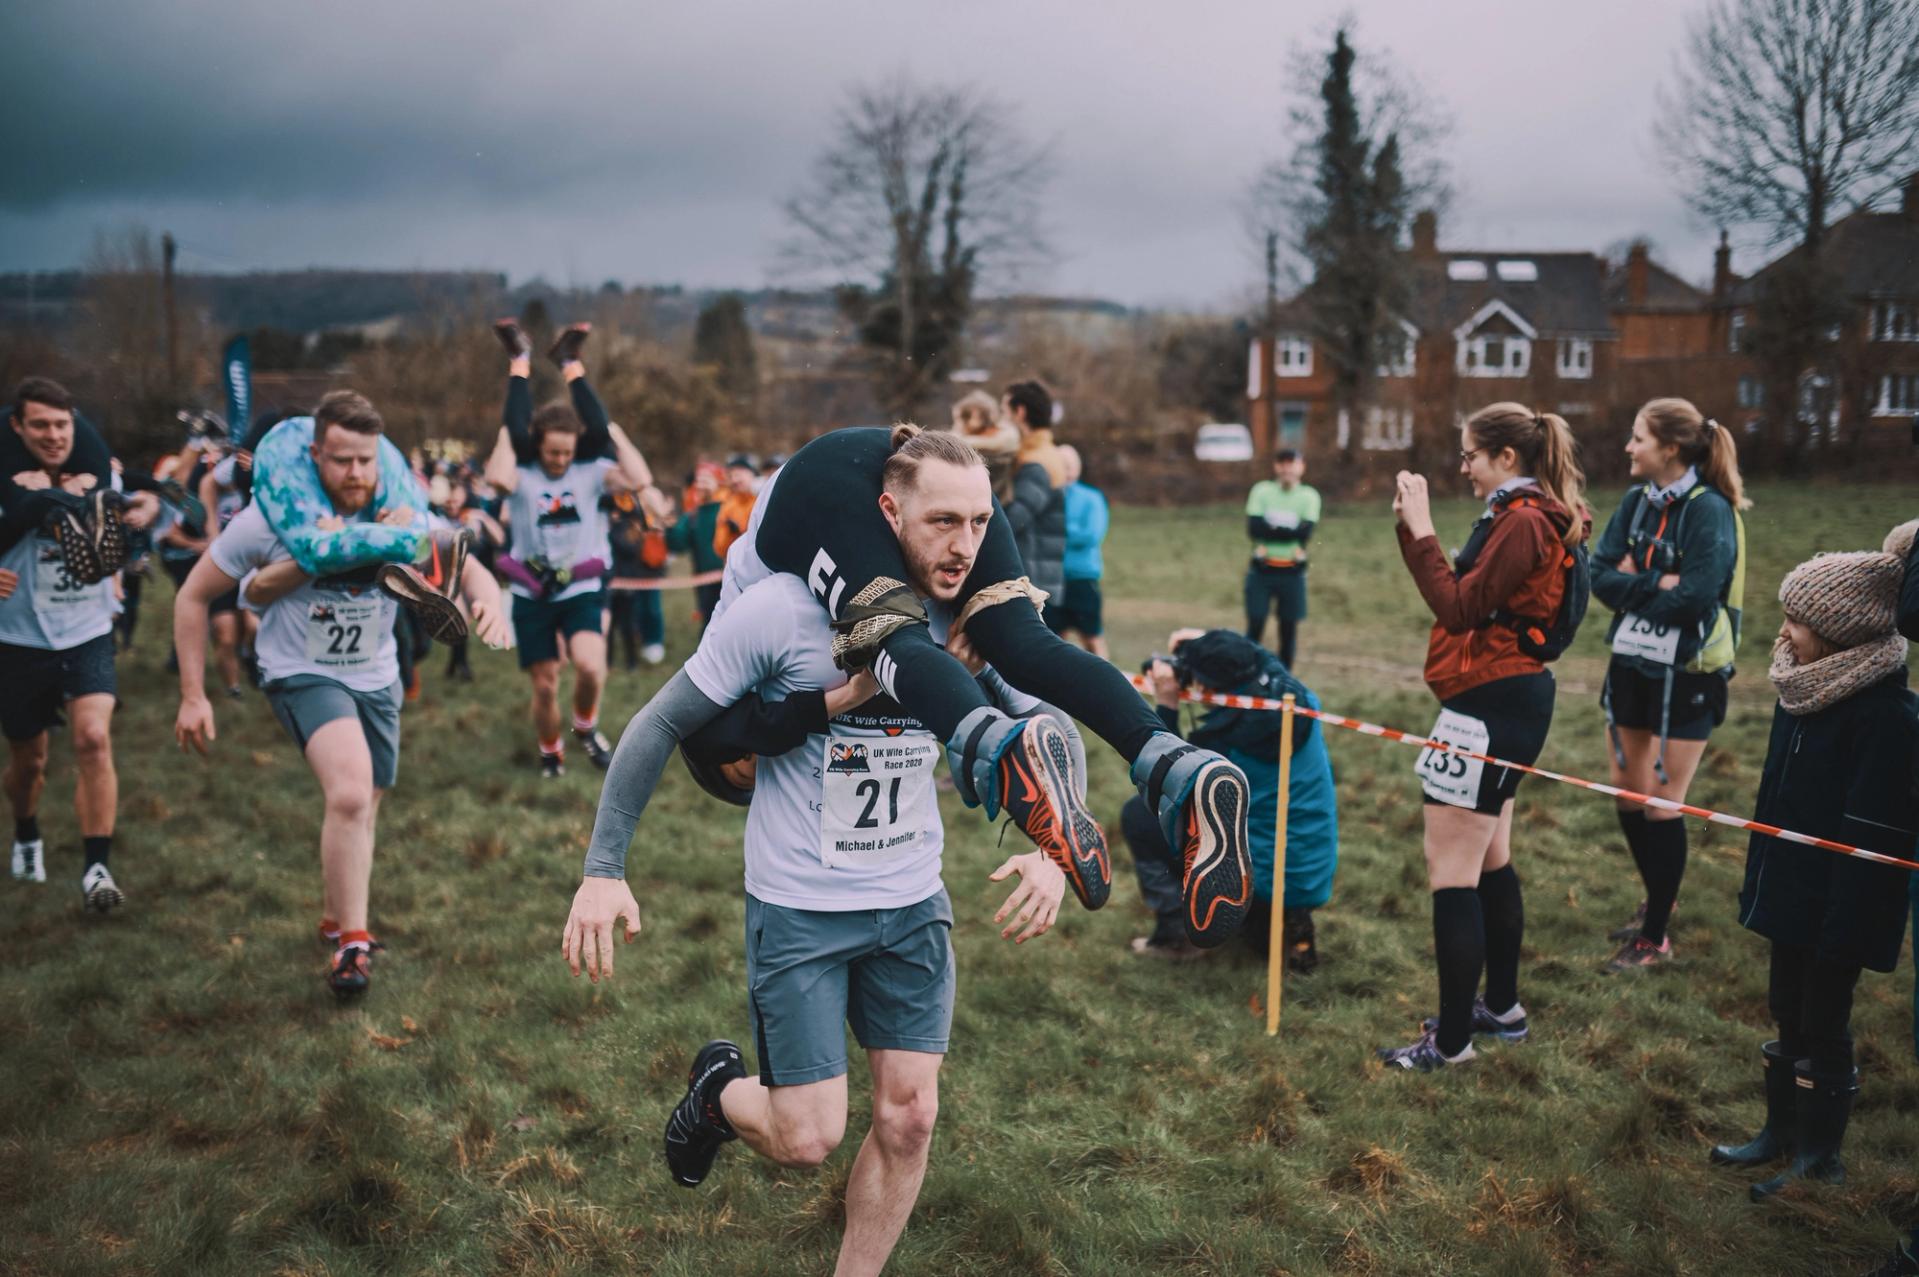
[208, 504, 399, 691]
[685, 573, 1038, 912]
[506, 458, 615, 601]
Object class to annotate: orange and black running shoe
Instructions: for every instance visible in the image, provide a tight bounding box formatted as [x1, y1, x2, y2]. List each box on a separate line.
[1178, 757, 1252, 948]
[998, 716, 1109, 909]
[376, 561, 469, 645]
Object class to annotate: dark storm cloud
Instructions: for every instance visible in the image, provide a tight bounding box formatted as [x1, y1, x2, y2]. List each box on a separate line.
[3, 0, 1736, 305]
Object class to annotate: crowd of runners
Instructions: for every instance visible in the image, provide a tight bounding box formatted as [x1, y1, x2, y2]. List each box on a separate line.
[6, 341, 1919, 1274]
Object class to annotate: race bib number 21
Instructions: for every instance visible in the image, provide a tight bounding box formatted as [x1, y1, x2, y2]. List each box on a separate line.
[819, 735, 937, 869]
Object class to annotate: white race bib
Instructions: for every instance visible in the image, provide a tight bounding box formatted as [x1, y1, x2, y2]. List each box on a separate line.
[819, 735, 938, 869]
[1266, 510, 1301, 531]
[1611, 612, 1681, 665]
[31, 543, 110, 642]
[1416, 709, 1490, 809]
[304, 592, 383, 670]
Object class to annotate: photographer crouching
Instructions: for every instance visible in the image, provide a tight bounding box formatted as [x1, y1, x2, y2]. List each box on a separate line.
[1125, 628, 1339, 967]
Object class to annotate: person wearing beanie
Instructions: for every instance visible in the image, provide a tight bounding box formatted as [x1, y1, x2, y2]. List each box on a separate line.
[1711, 519, 1919, 1204]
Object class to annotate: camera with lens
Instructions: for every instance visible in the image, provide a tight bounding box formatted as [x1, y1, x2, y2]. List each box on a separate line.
[1140, 651, 1195, 687]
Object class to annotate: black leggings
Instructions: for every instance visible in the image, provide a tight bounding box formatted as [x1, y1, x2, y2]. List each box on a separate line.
[1769, 942, 1863, 1074]
[503, 376, 613, 466]
[753, 427, 1160, 757]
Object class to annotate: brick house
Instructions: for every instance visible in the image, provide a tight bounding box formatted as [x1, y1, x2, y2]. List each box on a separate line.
[1247, 210, 1623, 490]
[1708, 171, 1919, 468]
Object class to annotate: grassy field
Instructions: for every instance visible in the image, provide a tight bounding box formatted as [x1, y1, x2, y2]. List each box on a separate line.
[3, 482, 1916, 1276]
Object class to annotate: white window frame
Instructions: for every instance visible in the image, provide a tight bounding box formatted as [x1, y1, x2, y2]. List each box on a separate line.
[1555, 337, 1593, 380]
[1275, 336, 1313, 378]
[1376, 318, 1418, 378]
[1876, 373, 1919, 415]
[1452, 299, 1538, 379]
[1729, 309, 1747, 353]
[1871, 302, 1918, 342]
[1737, 376, 1764, 409]
[1361, 404, 1414, 451]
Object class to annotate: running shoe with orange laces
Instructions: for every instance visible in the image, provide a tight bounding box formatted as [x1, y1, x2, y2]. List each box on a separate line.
[995, 715, 1110, 909]
[376, 530, 471, 645]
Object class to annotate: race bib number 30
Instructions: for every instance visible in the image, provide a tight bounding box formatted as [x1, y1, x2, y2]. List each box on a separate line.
[32, 545, 111, 643]
[305, 593, 382, 670]
[1416, 709, 1490, 809]
[819, 735, 938, 869]
[1611, 612, 1681, 664]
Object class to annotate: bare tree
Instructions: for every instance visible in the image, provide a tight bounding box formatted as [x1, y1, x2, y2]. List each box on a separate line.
[783, 78, 1051, 417]
[1658, 0, 1919, 256]
[1659, 0, 1919, 463]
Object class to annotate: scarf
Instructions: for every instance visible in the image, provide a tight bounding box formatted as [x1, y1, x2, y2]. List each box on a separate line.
[1644, 466, 1699, 509]
[1768, 632, 1909, 715]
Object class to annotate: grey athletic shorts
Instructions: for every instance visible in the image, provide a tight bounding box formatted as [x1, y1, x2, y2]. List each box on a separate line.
[264, 674, 403, 789]
[745, 889, 955, 1086]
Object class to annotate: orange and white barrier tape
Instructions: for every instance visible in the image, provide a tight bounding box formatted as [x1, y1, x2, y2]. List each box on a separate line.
[605, 570, 724, 592]
[1129, 674, 1919, 874]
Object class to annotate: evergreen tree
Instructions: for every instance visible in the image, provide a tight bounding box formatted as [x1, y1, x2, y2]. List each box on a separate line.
[692, 293, 759, 402]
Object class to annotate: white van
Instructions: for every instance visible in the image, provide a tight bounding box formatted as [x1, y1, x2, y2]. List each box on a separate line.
[1194, 422, 1254, 463]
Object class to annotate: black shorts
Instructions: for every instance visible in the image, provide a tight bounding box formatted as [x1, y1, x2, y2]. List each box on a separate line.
[511, 587, 607, 669]
[0, 634, 118, 742]
[1603, 660, 1728, 741]
[1046, 579, 1103, 636]
[752, 427, 1027, 621]
[1419, 671, 1556, 816]
[210, 588, 241, 617]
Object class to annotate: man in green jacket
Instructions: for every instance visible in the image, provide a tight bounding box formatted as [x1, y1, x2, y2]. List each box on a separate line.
[1244, 449, 1321, 670]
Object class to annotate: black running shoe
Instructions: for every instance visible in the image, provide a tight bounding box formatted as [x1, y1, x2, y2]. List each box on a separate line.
[547, 322, 591, 368]
[326, 939, 383, 999]
[375, 563, 469, 645]
[88, 488, 129, 575]
[493, 317, 532, 360]
[575, 727, 614, 770]
[46, 505, 107, 585]
[1422, 996, 1530, 1043]
[997, 715, 1109, 910]
[1177, 758, 1253, 948]
[664, 1040, 744, 1188]
[540, 752, 565, 780]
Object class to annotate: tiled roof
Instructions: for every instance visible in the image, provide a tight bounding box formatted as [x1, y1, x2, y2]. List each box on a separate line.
[1603, 259, 1709, 313]
[1275, 251, 1616, 340]
[1732, 210, 1919, 304]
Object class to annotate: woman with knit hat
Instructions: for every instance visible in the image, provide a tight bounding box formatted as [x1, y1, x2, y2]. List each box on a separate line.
[1711, 520, 1919, 1203]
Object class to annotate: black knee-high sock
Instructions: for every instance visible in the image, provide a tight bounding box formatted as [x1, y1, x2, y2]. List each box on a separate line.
[874, 623, 993, 743]
[1617, 806, 1650, 899]
[83, 836, 111, 870]
[1477, 865, 1524, 1015]
[1432, 887, 1485, 1057]
[966, 600, 1161, 760]
[15, 815, 39, 843]
[1638, 817, 1688, 945]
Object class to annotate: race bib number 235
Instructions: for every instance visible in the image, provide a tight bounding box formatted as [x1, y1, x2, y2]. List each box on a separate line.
[1416, 709, 1490, 809]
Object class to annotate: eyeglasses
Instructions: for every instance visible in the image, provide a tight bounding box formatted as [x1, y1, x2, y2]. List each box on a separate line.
[1458, 447, 1485, 464]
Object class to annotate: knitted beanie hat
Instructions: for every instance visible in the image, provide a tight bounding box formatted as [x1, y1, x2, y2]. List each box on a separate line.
[1777, 519, 1919, 648]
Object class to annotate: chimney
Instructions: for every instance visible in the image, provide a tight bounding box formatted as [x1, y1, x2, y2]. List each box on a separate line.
[1905, 170, 1919, 221]
[1411, 209, 1438, 258]
[1626, 241, 1649, 306]
[1712, 229, 1733, 300]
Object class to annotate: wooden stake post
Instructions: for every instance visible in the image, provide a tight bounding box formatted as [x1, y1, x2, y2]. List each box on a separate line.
[1265, 694, 1295, 1037]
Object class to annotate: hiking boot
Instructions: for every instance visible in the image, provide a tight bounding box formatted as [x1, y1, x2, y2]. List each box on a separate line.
[1422, 997, 1530, 1044]
[547, 322, 591, 369]
[11, 838, 45, 884]
[81, 863, 123, 913]
[493, 317, 531, 360]
[575, 727, 614, 770]
[1711, 1040, 1797, 1167]
[1608, 898, 1679, 942]
[1751, 1062, 1857, 1201]
[997, 715, 1109, 910]
[375, 563, 469, 645]
[327, 939, 383, 1000]
[1377, 1028, 1475, 1073]
[664, 1040, 744, 1188]
[1603, 934, 1672, 973]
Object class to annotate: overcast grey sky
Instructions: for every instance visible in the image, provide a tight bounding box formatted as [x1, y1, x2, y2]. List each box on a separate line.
[2, 0, 1744, 309]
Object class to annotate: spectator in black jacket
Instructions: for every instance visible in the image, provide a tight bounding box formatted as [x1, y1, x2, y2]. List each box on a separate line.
[1000, 380, 1067, 607]
[1711, 519, 1919, 1205]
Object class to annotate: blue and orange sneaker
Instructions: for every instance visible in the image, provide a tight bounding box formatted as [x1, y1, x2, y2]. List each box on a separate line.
[998, 716, 1109, 910]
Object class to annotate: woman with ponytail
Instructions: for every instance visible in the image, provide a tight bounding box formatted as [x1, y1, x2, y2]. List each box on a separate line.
[1590, 397, 1749, 972]
[1382, 404, 1588, 1072]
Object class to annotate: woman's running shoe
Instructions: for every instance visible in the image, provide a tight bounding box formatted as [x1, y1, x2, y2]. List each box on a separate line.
[376, 562, 469, 645]
[1377, 1029, 1475, 1073]
[1421, 997, 1530, 1043]
[1179, 758, 1252, 948]
[1603, 934, 1672, 973]
[997, 716, 1109, 910]
[493, 317, 532, 359]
